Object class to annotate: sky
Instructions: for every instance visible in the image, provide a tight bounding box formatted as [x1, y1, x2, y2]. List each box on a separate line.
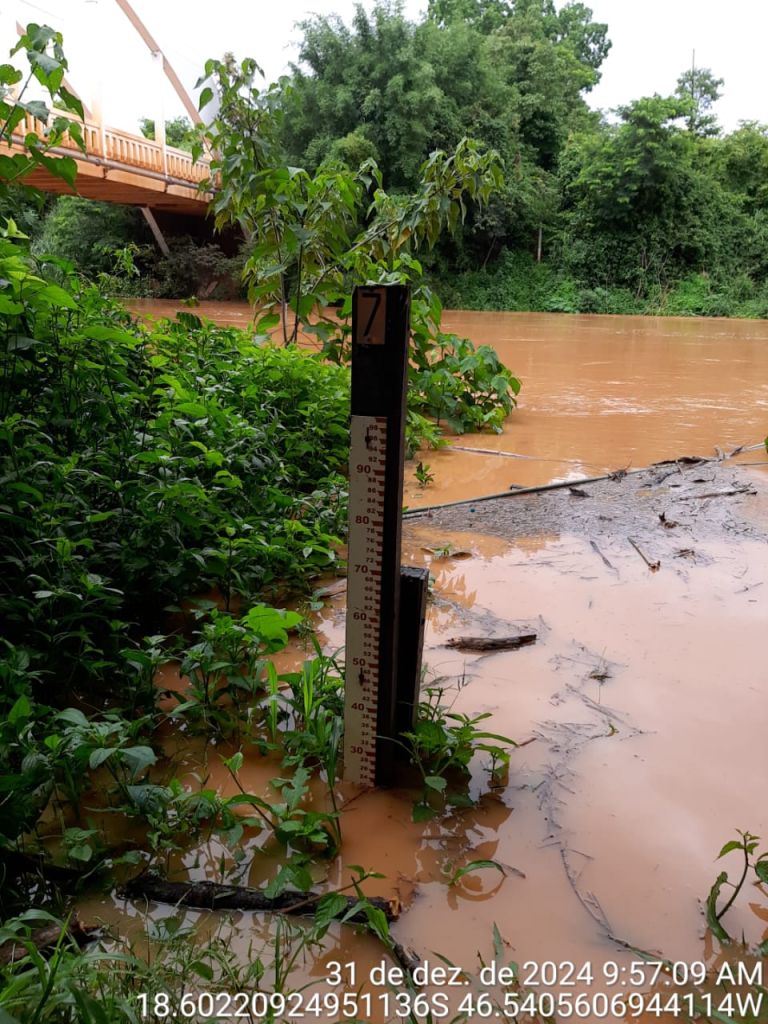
[1, 0, 766, 135]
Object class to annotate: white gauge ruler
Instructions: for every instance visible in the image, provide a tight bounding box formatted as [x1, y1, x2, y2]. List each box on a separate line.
[343, 414, 388, 787]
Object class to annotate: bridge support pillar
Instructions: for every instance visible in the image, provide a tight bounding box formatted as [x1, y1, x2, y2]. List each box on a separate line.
[141, 207, 170, 256]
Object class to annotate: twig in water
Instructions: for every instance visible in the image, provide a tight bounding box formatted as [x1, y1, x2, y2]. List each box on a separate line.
[684, 486, 756, 500]
[590, 540, 617, 573]
[628, 538, 660, 572]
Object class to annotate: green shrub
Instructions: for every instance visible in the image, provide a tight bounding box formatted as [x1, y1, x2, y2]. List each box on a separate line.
[0, 244, 350, 698]
[31, 196, 146, 278]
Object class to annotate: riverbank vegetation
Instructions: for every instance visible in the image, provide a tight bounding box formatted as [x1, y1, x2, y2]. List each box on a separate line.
[21, 0, 768, 319]
[1, 23, 523, 1021]
[280, 0, 768, 319]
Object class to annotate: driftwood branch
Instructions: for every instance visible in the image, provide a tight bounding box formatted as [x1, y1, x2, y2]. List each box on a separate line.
[445, 634, 537, 652]
[683, 487, 756, 500]
[120, 876, 397, 923]
[628, 538, 660, 572]
[0, 917, 99, 965]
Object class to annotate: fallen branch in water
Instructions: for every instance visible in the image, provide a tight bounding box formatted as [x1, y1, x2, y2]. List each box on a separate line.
[628, 538, 660, 572]
[445, 634, 537, 652]
[590, 540, 617, 572]
[0, 917, 100, 965]
[120, 876, 397, 923]
[682, 487, 756, 500]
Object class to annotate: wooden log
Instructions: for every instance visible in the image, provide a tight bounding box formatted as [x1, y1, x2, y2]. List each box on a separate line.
[0, 917, 99, 965]
[445, 634, 537, 652]
[120, 876, 397, 923]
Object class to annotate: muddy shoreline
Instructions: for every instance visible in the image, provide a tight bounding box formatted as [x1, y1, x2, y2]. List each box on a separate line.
[407, 458, 768, 546]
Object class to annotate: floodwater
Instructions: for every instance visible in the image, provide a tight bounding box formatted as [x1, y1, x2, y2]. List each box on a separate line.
[126, 300, 768, 504]
[102, 300, 768, 1019]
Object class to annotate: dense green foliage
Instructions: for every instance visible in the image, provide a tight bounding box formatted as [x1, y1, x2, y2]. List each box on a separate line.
[0, 252, 349, 698]
[31, 196, 145, 278]
[196, 55, 520, 445]
[278, 0, 768, 317]
[12, 2, 768, 317]
[28, 196, 245, 299]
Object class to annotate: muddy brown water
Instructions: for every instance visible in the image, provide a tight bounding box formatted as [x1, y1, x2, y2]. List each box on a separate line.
[97, 301, 768, 1018]
[127, 300, 768, 503]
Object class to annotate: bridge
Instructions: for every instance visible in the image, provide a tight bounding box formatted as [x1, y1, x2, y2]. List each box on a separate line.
[2, 0, 213, 221]
[6, 110, 212, 217]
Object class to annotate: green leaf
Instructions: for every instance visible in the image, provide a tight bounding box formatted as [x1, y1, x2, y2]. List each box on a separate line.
[67, 843, 93, 862]
[754, 858, 768, 885]
[175, 401, 208, 419]
[448, 859, 506, 887]
[21, 99, 48, 121]
[255, 312, 280, 332]
[198, 87, 214, 110]
[57, 86, 84, 120]
[35, 283, 77, 308]
[0, 65, 23, 86]
[446, 792, 475, 808]
[492, 922, 505, 960]
[8, 696, 32, 725]
[7, 335, 40, 352]
[363, 903, 390, 943]
[412, 801, 436, 822]
[57, 708, 88, 727]
[0, 296, 24, 314]
[29, 151, 78, 190]
[89, 747, 116, 769]
[424, 774, 447, 792]
[223, 751, 244, 774]
[717, 840, 744, 859]
[190, 960, 214, 981]
[119, 745, 157, 778]
[313, 893, 349, 931]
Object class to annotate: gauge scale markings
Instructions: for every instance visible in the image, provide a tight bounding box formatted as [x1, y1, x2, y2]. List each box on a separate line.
[344, 415, 388, 787]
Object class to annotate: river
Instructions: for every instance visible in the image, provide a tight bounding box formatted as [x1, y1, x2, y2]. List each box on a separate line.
[127, 300, 768, 504]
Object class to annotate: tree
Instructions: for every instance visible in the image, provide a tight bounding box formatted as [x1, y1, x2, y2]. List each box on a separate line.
[282, 0, 610, 183]
[715, 121, 768, 214]
[675, 64, 723, 137]
[195, 54, 520, 440]
[558, 95, 737, 292]
[279, 0, 608, 272]
[428, 0, 611, 80]
[139, 115, 196, 151]
[31, 196, 145, 276]
[427, 0, 515, 32]
[282, 4, 443, 188]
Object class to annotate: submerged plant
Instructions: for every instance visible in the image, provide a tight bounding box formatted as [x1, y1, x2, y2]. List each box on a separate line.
[400, 686, 516, 822]
[707, 830, 768, 948]
[168, 606, 302, 739]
